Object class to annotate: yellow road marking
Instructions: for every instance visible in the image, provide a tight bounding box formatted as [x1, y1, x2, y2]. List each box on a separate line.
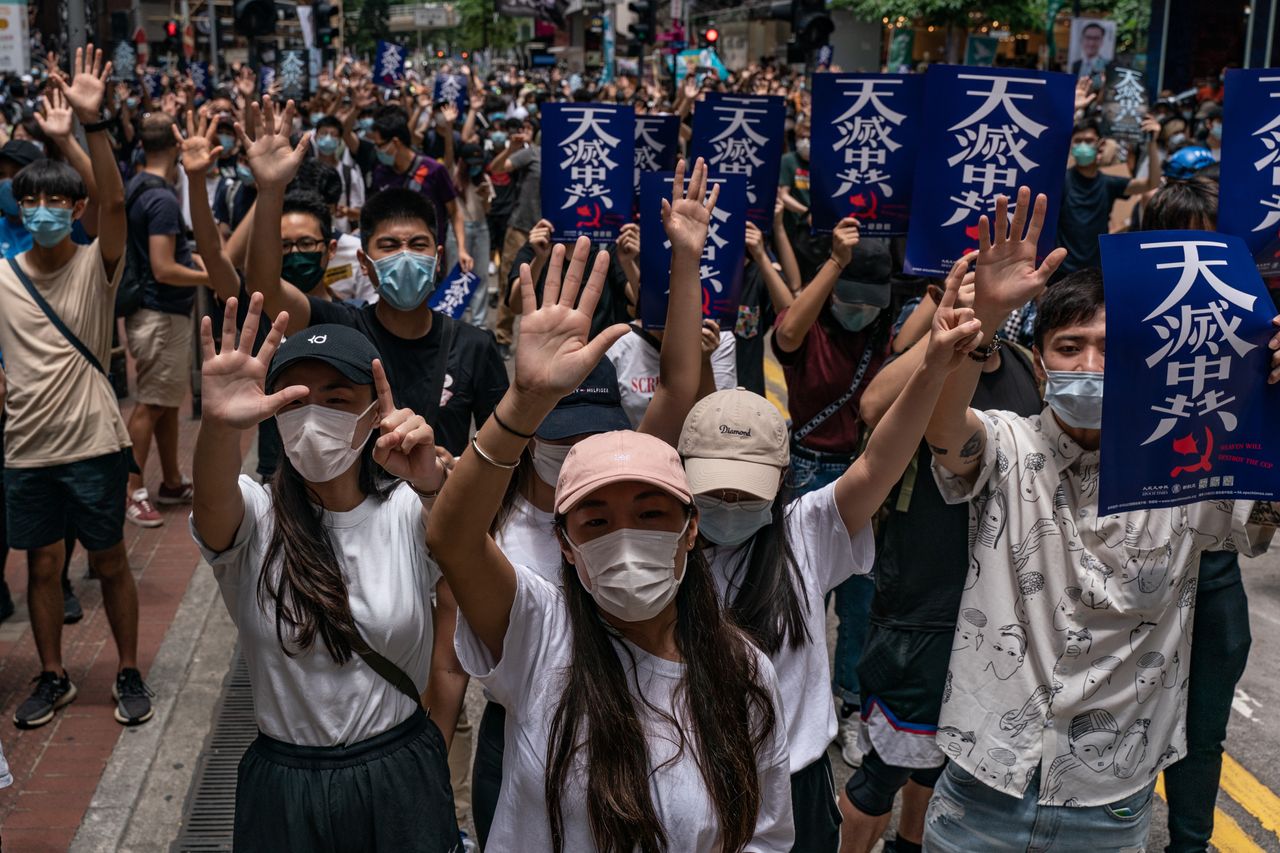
[1220, 753, 1280, 842]
[1156, 772, 1266, 853]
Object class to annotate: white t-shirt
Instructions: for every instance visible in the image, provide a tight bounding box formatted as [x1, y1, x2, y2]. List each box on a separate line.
[494, 493, 562, 583]
[192, 476, 438, 747]
[707, 481, 875, 773]
[606, 327, 738, 429]
[456, 565, 795, 851]
[325, 233, 378, 304]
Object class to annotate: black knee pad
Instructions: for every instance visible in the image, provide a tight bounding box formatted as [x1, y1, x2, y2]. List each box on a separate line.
[844, 748, 915, 817]
[909, 763, 944, 790]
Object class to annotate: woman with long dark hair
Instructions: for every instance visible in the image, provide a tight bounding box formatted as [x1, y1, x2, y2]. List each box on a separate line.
[427, 178, 795, 851]
[190, 293, 459, 852]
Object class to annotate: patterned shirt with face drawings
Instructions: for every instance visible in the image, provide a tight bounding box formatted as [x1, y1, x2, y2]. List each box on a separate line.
[932, 406, 1276, 808]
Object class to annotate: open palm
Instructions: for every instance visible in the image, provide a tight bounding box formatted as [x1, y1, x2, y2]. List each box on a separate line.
[35, 89, 74, 139]
[176, 108, 224, 176]
[974, 187, 1068, 317]
[201, 294, 306, 430]
[662, 157, 720, 256]
[237, 98, 309, 188]
[51, 44, 110, 122]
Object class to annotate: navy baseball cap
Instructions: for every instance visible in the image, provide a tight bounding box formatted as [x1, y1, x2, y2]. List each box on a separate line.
[266, 324, 381, 391]
[536, 358, 631, 440]
[835, 237, 893, 308]
[0, 140, 44, 169]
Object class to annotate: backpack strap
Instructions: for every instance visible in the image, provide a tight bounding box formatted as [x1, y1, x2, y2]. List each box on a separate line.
[7, 256, 104, 375]
[355, 641, 423, 709]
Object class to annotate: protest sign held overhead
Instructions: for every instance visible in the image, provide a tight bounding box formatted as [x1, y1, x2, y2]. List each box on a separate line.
[375, 41, 407, 86]
[1099, 231, 1280, 514]
[278, 50, 309, 101]
[434, 73, 470, 110]
[1100, 67, 1147, 144]
[690, 93, 784, 231]
[1217, 69, 1280, 277]
[905, 66, 1074, 277]
[541, 102, 635, 242]
[638, 171, 747, 329]
[635, 113, 681, 195]
[429, 264, 483, 319]
[809, 73, 923, 236]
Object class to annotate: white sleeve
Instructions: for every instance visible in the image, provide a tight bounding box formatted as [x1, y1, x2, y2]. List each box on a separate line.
[785, 481, 875, 594]
[453, 564, 568, 718]
[748, 658, 796, 852]
[188, 475, 269, 570]
[712, 330, 738, 391]
[1188, 500, 1278, 559]
[931, 409, 1018, 506]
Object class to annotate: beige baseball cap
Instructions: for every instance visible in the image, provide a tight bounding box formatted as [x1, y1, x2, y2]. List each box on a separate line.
[678, 389, 789, 501]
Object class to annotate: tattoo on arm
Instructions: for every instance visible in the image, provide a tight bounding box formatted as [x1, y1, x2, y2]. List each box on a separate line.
[928, 443, 949, 456]
[959, 431, 983, 459]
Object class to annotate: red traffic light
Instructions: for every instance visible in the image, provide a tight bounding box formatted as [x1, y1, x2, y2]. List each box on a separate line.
[461, 51, 469, 59]
[165, 20, 179, 37]
[703, 26, 719, 44]
[436, 50, 445, 58]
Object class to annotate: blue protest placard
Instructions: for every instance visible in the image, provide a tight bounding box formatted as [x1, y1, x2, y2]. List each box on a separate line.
[189, 61, 210, 97]
[429, 264, 483, 319]
[375, 41, 407, 87]
[142, 71, 162, 100]
[433, 73, 470, 110]
[541, 102, 636, 242]
[809, 73, 923, 237]
[690, 93, 785, 230]
[904, 66, 1074, 276]
[258, 65, 275, 96]
[1098, 231, 1280, 514]
[634, 113, 680, 194]
[638, 171, 747, 329]
[1217, 69, 1280, 277]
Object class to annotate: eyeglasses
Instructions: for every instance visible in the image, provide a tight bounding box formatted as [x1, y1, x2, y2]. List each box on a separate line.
[281, 238, 325, 254]
[19, 195, 74, 211]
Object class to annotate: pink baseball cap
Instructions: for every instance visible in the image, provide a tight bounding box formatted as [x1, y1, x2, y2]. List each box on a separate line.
[554, 430, 693, 515]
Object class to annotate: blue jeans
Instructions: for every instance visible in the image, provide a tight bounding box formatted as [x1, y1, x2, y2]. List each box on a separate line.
[924, 763, 1154, 852]
[787, 442, 871, 708]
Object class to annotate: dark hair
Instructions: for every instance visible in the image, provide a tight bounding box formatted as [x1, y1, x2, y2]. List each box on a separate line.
[282, 190, 333, 243]
[1143, 177, 1218, 230]
[372, 105, 412, 148]
[1082, 22, 1105, 35]
[315, 115, 344, 134]
[359, 188, 437, 249]
[544, 532, 776, 853]
[13, 159, 87, 203]
[1072, 118, 1101, 137]
[290, 158, 343, 207]
[503, 117, 524, 133]
[258, 423, 396, 663]
[716, 495, 811, 654]
[140, 112, 177, 154]
[1033, 269, 1105, 351]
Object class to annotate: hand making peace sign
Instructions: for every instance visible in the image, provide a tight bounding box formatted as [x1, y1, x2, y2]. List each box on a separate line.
[370, 361, 448, 491]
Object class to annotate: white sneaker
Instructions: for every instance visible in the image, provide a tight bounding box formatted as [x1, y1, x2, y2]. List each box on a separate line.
[487, 261, 497, 276]
[839, 713, 865, 768]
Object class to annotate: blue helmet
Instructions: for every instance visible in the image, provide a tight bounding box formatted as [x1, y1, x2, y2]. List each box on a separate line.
[1165, 146, 1216, 180]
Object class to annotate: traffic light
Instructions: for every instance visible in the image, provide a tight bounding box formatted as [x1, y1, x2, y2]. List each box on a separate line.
[163, 20, 180, 56]
[314, 0, 339, 48]
[234, 0, 276, 37]
[702, 26, 719, 48]
[790, 0, 833, 60]
[627, 0, 657, 46]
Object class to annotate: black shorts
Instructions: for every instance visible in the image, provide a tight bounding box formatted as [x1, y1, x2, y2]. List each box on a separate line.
[791, 752, 841, 852]
[234, 709, 460, 853]
[3, 449, 130, 552]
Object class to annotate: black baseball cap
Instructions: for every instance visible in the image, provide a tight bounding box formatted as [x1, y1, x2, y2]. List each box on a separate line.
[266, 324, 382, 391]
[536, 358, 631, 440]
[835, 237, 893, 308]
[0, 140, 44, 170]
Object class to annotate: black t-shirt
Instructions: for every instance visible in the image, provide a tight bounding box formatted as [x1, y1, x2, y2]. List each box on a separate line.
[213, 177, 256, 232]
[1055, 168, 1130, 273]
[306, 300, 509, 455]
[869, 345, 1042, 631]
[733, 261, 774, 396]
[506, 241, 632, 339]
[126, 173, 197, 315]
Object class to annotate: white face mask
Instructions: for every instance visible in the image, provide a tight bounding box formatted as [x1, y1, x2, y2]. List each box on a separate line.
[276, 400, 376, 483]
[694, 495, 773, 547]
[568, 519, 690, 622]
[530, 438, 574, 487]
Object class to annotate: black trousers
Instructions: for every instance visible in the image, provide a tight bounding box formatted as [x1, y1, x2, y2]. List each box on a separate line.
[234, 709, 461, 853]
[472, 701, 506, 850]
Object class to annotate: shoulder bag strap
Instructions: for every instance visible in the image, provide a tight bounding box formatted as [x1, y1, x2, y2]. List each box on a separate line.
[355, 642, 423, 709]
[7, 256, 104, 375]
[792, 342, 876, 443]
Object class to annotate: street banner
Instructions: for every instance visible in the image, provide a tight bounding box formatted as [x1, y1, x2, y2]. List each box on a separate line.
[1218, 69, 1280, 277]
[690, 93, 785, 231]
[904, 66, 1074, 276]
[0, 0, 28, 75]
[189, 61, 211, 97]
[278, 50, 309, 101]
[809, 73, 923, 236]
[964, 35, 999, 66]
[541, 102, 635, 242]
[1098, 230, 1280, 514]
[634, 113, 680, 196]
[429, 264, 482, 319]
[374, 41, 407, 87]
[433, 73, 469, 110]
[1100, 66, 1147, 144]
[638, 171, 747, 329]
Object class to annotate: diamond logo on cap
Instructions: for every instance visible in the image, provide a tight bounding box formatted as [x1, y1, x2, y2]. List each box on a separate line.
[307, 334, 328, 345]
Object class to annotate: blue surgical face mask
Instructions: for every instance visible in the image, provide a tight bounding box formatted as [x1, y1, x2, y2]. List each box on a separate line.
[21, 205, 74, 248]
[490, 131, 508, 147]
[376, 148, 396, 166]
[357, 117, 375, 131]
[1043, 367, 1104, 430]
[0, 179, 19, 219]
[694, 495, 773, 547]
[217, 133, 236, 153]
[373, 250, 438, 310]
[1072, 142, 1098, 166]
[125, 96, 139, 109]
[829, 301, 880, 333]
[316, 135, 341, 156]
[1210, 124, 1223, 141]
[235, 163, 255, 186]
[310, 112, 327, 127]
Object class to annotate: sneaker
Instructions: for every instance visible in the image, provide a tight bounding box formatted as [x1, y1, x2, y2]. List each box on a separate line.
[112, 668, 155, 726]
[839, 709, 865, 768]
[126, 489, 163, 528]
[14, 671, 77, 728]
[62, 580, 83, 625]
[460, 830, 478, 852]
[155, 476, 194, 505]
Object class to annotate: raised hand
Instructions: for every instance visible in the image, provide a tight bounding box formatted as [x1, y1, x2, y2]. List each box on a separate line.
[49, 44, 111, 122]
[513, 238, 631, 405]
[1074, 77, 1096, 113]
[200, 293, 307, 430]
[35, 87, 74, 140]
[699, 318, 721, 356]
[615, 222, 640, 263]
[236, 98, 310, 189]
[662, 157, 720, 257]
[925, 255, 984, 373]
[235, 66, 257, 100]
[371, 360, 447, 490]
[174, 107, 224, 177]
[439, 103, 459, 127]
[529, 218, 555, 260]
[973, 187, 1068, 318]
[830, 217, 861, 267]
[745, 221, 766, 261]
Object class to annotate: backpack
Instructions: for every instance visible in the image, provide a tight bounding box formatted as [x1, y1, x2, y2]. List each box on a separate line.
[116, 174, 171, 317]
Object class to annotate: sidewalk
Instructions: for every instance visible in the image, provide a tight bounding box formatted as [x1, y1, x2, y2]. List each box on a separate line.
[0, 395, 210, 852]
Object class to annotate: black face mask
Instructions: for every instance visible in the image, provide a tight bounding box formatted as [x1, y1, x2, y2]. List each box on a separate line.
[281, 251, 326, 292]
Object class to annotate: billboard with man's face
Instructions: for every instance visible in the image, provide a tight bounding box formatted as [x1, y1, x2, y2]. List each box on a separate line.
[1068, 19, 1116, 83]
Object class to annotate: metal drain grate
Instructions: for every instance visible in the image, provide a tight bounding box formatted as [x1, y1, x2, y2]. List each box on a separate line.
[171, 650, 257, 852]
